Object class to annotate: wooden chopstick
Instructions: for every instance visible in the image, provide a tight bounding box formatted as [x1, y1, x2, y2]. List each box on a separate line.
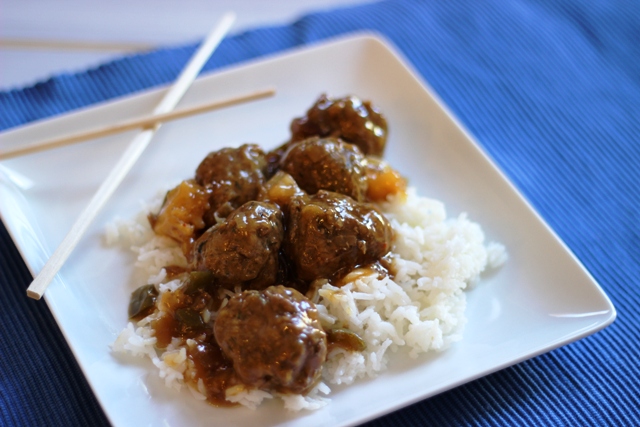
[0, 87, 275, 160]
[26, 12, 236, 300]
[0, 38, 155, 52]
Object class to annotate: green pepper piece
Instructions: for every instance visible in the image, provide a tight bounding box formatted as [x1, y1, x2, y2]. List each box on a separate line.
[175, 307, 205, 330]
[128, 284, 158, 320]
[183, 270, 216, 295]
[326, 327, 366, 352]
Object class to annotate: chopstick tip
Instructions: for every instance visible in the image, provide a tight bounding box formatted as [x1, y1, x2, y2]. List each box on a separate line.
[27, 288, 42, 300]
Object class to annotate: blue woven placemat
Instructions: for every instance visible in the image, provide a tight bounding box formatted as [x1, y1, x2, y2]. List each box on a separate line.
[1, 0, 639, 425]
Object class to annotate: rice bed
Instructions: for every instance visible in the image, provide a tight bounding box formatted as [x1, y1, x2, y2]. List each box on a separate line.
[110, 187, 506, 411]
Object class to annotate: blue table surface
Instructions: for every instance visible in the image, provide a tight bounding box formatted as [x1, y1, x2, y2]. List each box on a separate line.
[1, 0, 639, 425]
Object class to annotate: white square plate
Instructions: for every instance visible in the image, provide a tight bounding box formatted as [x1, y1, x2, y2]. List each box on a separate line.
[0, 34, 615, 427]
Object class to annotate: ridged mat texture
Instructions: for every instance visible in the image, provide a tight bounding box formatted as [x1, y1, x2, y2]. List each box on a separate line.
[1, 0, 639, 425]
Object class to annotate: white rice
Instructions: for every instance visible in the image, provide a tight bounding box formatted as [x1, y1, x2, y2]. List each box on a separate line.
[109, 187, 506, 411]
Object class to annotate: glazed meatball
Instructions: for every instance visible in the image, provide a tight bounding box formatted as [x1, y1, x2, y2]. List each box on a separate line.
[290, 94, 388, 157]
[214, 285, 327, 394]
[195, 144, 267, 223]
[192, 201, 283, 290]
[280, 137, 368, 202]
[285, 190, 393, 282]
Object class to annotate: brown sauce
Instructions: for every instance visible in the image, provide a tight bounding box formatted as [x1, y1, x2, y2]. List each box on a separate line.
[151, 286, 242, 406]
[334, 261, 393, 288]
[326, 328, 366, 353]
[187, 338, 239, 406]
[151, 313, 177, 349]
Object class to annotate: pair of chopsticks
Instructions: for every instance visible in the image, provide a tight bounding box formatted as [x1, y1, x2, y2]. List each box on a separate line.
[23, 12, 274, 299]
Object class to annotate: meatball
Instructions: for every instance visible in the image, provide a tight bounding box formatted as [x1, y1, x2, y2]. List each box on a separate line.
[192, 201, 283, 290]
[290, 94, 388, 156]
[214, 285, 327, 394]
[280, 137, 368, 201]
[195, 144, 267, 224]
[285, 190, 393, 282]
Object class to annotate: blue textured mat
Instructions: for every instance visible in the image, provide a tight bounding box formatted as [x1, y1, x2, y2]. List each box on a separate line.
[1, 0, 638, 425]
